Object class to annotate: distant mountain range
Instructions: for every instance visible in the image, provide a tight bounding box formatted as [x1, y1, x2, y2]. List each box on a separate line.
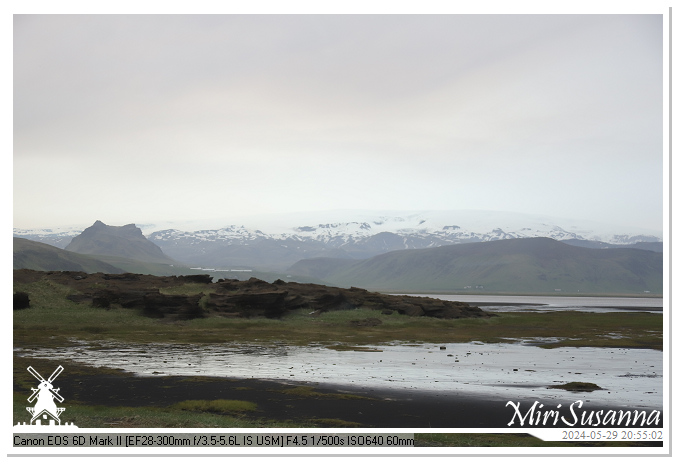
[288, 237, 663, 294]
[13, 212, 662, 294]
[12, 222, 324, 283]
[145, 210, 663, 271]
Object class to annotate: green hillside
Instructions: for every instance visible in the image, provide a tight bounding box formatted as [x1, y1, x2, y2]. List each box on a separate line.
[288, 238, 662, 295]
[14, 236, 216, 277]
[14, 237, 327, 284]
[13, 238, 126, 273]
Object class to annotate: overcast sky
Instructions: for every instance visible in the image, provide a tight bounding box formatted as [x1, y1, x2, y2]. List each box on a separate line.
[12, 13, 665, 233]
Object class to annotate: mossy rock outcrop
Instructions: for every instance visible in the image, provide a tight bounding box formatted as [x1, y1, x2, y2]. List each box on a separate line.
[548, 382, 603, 392]
[13, 269, 493, 321]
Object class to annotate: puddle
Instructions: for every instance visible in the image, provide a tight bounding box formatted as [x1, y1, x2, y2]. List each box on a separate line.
[15, 340, 663, 410]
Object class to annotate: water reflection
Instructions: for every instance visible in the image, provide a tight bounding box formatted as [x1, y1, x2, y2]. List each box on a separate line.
[397, 294, 664, 313]
[15, 340, 662, 410]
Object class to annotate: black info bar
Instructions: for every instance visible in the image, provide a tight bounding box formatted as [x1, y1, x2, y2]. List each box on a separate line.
[14, 433, 415, 448]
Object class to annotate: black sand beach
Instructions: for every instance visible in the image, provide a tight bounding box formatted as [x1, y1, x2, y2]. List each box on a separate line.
[47, 371, 662, 429]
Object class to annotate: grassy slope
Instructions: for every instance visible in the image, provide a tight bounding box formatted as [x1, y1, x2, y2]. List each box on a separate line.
[292, 238, 662, 294]
[13, 277, 662, 350]
[15, 237, 328, 283]
[13, 238, 126, 273]
[14, 237, 196, 276]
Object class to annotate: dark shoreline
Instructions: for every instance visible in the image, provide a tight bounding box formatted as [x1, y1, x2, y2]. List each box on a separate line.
[481, 305, 663, 312]
[49, 370, 663, 429]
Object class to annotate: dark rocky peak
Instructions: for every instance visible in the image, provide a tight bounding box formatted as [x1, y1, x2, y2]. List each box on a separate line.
[83, 221, 143, 238]
[65, 220, 175, 264]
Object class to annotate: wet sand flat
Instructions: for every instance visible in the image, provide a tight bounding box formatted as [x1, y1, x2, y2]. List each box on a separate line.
[15, 339, 663, 430]
[40, 370, 663, 429]
[17, 341, 663, 410]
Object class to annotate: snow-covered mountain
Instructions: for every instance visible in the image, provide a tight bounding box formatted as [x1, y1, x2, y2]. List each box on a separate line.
[14, 210, 662, 271]
[147, 209, 661, 245]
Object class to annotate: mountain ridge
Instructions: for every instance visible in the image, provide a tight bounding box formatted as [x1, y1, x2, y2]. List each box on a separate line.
[143, 212, 661, 270]
[65, 220, 178, 265]
[287, 237, 663, 295]
[14, 211, 662, 272]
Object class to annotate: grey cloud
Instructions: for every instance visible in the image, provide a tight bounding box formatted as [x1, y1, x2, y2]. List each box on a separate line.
[13, 14, 664, 231]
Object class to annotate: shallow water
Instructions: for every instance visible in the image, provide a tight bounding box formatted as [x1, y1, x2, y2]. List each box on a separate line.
[15, 340, 662, 410]
[401, 294, 664, 313]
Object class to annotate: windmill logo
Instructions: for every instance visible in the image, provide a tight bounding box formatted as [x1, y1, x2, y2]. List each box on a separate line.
[14, 365, 77, 428]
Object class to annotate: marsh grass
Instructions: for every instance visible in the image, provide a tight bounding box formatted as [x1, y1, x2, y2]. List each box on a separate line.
[310, 418, 363, 427]
[14, 279, 662, 350]
[171, 399, 257, 414]
[13, 279, 162, 345]
[278, 386, 372, 401]
[12, 393, 277, 428]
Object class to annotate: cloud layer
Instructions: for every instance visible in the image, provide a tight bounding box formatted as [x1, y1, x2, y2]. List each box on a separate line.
[13, 14, 663, 232]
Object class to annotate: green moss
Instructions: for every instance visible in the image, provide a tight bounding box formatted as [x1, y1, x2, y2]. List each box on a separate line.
[279, 386, 371, 401]
[311, 418, 363, 427]
[159, 283, 212, 296]
[171, 399, 257, 414]
[548, 382, 603, 392]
